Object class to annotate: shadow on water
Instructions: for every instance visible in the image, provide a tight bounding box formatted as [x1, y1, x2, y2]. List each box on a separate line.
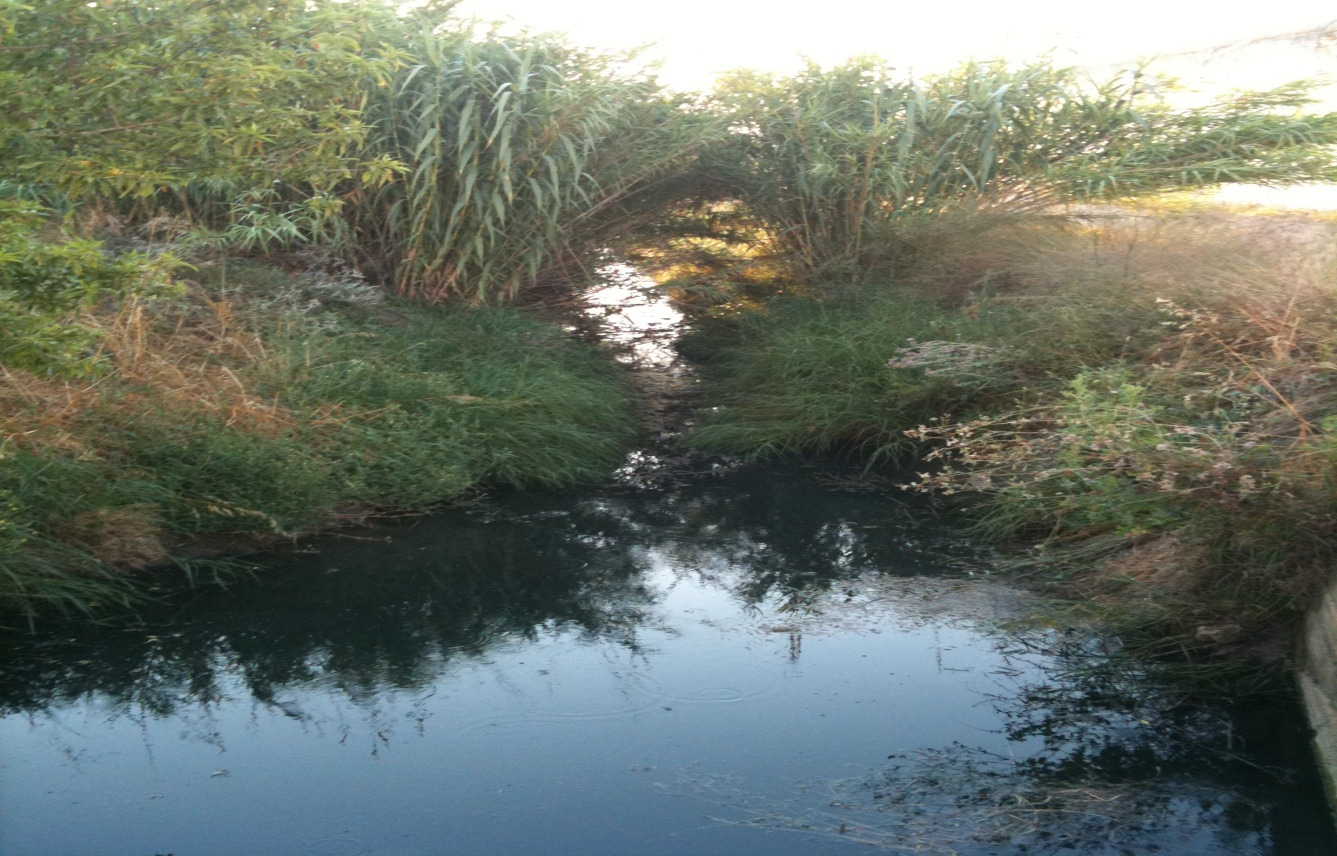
[0, 465, 967, 716]
[680, 619, 1335, 855]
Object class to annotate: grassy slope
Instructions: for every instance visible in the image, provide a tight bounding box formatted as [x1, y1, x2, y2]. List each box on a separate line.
[686, 208, 1337, 677]
[0, 258, 635, 621]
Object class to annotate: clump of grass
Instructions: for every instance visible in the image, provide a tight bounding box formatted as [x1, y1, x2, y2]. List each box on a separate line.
[684, 290, 984, 460]
[0, 256, 635, 621]
[893, 210, 1337, 665]
[0, 450, 169, 625]
[275, 303, 637, 492]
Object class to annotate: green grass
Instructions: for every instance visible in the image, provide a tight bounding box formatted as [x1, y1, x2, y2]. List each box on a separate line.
[685, 210, 1337, 675]
[278, 304, 637, 494]
[686, 292, 978, 460]
[684, 274, 1167, 461]
[0, 265, 635, 621]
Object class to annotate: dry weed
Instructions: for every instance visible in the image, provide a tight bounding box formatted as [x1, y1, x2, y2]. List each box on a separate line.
[1090, 534, 1211, 598]
[0, 290, 300, 457]
[50, 505, 167, 570]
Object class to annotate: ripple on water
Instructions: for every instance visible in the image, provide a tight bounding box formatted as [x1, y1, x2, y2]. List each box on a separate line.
[300, 837, 368, 856]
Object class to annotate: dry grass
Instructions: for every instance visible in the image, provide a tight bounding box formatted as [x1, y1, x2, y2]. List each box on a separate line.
[0, 289, 299, 458]
[49, 505, 167, 570]
[902, 208, 1337, 666]
[1093, 534, 1212, 597]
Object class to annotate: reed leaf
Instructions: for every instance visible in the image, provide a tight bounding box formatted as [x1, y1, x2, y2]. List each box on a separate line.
[345, 25, 718, 302]
[707, 59, 1337, 278]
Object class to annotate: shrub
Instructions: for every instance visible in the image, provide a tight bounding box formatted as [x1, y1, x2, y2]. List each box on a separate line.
[897, 214, 1337, 659]
[0, 203, 177, 376]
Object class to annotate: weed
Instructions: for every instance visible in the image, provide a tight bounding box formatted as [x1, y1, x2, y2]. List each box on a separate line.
[0, 258, 635, 620]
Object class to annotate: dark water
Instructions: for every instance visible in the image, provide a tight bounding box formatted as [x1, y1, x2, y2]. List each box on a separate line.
[1, 464, 1334, 856]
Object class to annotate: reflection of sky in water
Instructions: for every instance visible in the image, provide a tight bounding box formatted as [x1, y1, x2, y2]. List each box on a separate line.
[1, 467, 1331, 855]
[583, 263, 683, 367]
[2, 577, 1042, 855]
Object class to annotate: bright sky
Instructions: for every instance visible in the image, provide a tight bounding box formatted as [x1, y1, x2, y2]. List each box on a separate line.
[455, 0, 1337, 208]
[456, 0, 1336, 92]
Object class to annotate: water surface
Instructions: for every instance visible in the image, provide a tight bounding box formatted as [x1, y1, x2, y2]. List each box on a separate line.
[1, 464, 1333, 855]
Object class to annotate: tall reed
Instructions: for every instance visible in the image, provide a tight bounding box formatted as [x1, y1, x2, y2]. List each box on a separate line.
[707, 59, 1337, 277]
[348, 26, 713, 302]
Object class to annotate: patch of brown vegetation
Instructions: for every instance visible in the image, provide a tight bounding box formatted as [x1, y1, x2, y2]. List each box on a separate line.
[0, 289, 299, 458]
[1092, 534, 1212, 598]
[50, 505, 167, 570]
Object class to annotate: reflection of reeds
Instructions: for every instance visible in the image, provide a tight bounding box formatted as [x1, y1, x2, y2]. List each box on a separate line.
[680, 625, 1279, 854]
[689, 764, 1252, 855]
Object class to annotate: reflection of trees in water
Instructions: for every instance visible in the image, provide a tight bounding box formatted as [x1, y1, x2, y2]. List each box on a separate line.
[570, 468, 960, 611]
[0, 511, 653, 717]
[3, 467, 1330, 853]
[0, 465, 951, 718]
[681, 630, 1333, 855]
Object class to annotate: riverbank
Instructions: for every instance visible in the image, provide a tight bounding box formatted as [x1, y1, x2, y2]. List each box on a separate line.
[683, 207, 1337, 685]
[0, 254, 635, 623]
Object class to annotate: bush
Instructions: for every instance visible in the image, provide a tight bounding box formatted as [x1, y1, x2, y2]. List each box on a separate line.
[0, 203, 177, 376]
[894, 212, 1337, 661]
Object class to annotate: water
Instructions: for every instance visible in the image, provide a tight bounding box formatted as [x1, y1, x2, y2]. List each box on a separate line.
[1, 464, 1333, 856]
[3, 275, 1335, 855]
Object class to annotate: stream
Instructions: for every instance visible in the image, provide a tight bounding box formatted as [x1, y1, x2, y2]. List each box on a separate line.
[1, 270, 1334, 855]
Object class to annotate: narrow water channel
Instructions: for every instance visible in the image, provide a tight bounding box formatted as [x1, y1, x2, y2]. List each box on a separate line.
[1, 274, 1334, 855]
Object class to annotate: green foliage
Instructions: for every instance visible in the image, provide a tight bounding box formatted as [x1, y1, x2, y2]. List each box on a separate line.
[0, 0, 404, 202]
[707, 59, 1337, 276]
[349, 26, 714, 301]
[0, 203, 177, 375]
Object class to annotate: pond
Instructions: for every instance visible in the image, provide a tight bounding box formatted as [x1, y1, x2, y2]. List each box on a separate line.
[1, 460, 1334, 856]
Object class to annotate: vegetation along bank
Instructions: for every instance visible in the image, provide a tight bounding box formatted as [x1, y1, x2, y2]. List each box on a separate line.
[3, 0, 1337, 691]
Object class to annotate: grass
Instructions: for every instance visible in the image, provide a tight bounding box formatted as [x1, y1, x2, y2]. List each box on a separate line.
[684, 214, 1182, 459]
[684, 291, 985, 461]
[0, 256, 635, 623]
[688, 207, 1337, 675]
